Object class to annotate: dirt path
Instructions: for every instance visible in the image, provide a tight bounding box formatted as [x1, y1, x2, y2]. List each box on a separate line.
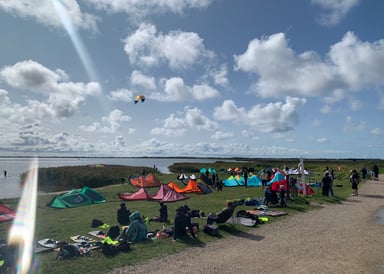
[110, 177, 384, 274]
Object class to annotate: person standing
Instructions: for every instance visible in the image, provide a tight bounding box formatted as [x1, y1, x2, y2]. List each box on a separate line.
[350, 170, 360, 196]
[322, 171, 331, 196]
[372, 164, 379, 181]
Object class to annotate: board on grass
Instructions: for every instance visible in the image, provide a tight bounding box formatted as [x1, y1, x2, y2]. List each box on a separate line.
[246, 209, 288, 217]
[88, 230, 107, 239]
[70, 235, 95, 243]
[226, 216, 257, 226]
[38, 238, 61, 249]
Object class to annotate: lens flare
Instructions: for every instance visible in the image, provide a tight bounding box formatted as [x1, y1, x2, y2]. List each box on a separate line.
[52, 0, 99, 82]
[8, 158, 38, 274]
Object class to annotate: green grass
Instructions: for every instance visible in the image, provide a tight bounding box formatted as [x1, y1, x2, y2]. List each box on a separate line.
[0, 159, 382, 273]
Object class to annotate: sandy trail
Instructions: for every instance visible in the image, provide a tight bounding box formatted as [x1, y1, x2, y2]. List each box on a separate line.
[110, 177, 384, 274]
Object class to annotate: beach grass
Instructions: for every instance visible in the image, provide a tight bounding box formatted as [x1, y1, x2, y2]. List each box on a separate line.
[0, 158, 382, 273]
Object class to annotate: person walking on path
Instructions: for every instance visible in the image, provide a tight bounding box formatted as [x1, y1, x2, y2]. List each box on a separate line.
[350, 169, 360, 196]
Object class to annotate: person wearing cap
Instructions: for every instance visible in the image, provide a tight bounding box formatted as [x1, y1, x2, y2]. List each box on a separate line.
[117, 202, 131, 226]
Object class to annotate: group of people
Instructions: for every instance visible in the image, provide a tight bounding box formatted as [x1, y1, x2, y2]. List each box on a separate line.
[116, 202, 201, 242]
[263, 185, 287, 207]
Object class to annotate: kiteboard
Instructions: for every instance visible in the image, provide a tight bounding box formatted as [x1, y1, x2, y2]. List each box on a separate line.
[246, 209, 288, 217]
[88, 230, 107, 239]
[38, 238, 61, 249]
[226, 216, 257, 227]
[70, 235, 95, 243]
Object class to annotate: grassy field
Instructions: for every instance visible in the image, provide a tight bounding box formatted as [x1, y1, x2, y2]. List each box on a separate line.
[0, 158, 382, 273]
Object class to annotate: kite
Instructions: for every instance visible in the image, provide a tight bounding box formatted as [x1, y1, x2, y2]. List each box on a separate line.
[134, 95, 145, 104]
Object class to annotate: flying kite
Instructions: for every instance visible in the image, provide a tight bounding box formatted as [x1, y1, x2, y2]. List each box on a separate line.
[134, 95, 145, 104]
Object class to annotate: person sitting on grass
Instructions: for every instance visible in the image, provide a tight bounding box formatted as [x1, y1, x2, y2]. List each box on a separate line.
[172, 207, 197, 241]
[120, 211, 148, 242]
[117, 203, 131, 226]
[150, 202, 168, 223]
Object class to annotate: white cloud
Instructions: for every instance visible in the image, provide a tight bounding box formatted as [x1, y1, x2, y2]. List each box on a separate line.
[234, 32, 384, 103]
[311, 0, 360, 26]
[211, 131, 234, 140]
[320, 105, 332, 114]
[9, 123, 95, 153]
[316, 137, 328, 143]
[108, 88, 134, 102]
[234, 33, 337, 98]
[85, 0, 214, 17]
[0, 60, 101, 119]
[343, 116, 365, 132]
[123, 23, 213, 69]
[209, 64, 229, 87]
[213, 97, 306, 133]
[329, 31, 384, 90]
[0, 0, 98, 32]
[348, 97, 362, 111]
[150, 77, 220, 102]
[130, 70, 156, 90]
[370, 128, 382, 136]
[80, 109, 131, 133]
[151, 107, 218, 137]
[323, 89, 345, 104]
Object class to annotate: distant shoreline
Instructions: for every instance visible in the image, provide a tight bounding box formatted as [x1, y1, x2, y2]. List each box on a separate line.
[0, 156, 382, 160]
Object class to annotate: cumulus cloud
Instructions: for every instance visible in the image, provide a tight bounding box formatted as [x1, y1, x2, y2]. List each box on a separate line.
[234, 32, 384, 101]
[80, 109, 131, 133]
[9, 123, 95, 153]
[211, 131, 234, 140]
[209, 64, 229, 87]
[130, 70, 156, 90]
[213, 97, 306, 133]
[151, 107, 218, 137]
[311, 0, 360, 26]
[108, 88, 134, 102]
[124, 23, 213, 69]
[0, 0, 98, 32]
[150, 77, 220, 102]
[0, 60, 101, 120]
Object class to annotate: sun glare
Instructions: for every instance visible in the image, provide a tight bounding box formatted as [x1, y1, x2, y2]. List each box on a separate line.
[8, 158, 38, 274]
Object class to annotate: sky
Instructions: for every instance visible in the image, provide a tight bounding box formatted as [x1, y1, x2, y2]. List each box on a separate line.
[0, 0, 383, 159]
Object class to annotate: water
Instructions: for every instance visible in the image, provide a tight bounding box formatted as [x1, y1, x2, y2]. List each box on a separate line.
[0, 157, 225, 199]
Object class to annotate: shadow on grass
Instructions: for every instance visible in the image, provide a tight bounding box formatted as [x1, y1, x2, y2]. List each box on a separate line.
[358, 194, 384, 200]
[218, 225, 265, 241]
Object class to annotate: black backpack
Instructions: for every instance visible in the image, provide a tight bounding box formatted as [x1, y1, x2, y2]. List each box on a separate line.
[107, 225, 120, 240]
[56, 244, 80, 260]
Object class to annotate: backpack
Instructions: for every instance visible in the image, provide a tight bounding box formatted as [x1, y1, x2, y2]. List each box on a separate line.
[203, 224, 219, 236]
[91, 219, 104, 228]
[101, 240, 130, 257]
[237, 210, 260, 223]
[56, 244, 80, 260]
[107, 225, 120, 240]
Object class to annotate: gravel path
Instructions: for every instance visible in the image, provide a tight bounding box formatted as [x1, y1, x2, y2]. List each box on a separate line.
[110, 177, 384, 274]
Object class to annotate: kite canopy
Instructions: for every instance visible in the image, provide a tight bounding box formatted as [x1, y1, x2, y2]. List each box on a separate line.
[134, 95, 145, 104]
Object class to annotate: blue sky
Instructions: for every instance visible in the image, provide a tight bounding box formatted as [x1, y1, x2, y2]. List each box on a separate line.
[0, 0, 383, 158]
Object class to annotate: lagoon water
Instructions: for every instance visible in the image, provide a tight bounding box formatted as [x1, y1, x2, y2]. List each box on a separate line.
[0, 157, 225, 199]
